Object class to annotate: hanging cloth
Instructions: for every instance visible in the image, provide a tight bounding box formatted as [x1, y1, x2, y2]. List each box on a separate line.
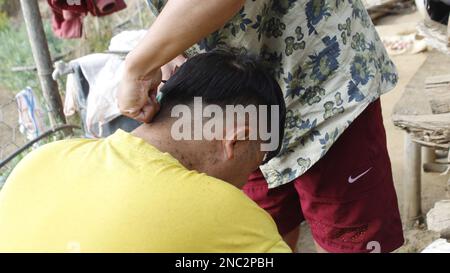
[47, 0, 127, 39]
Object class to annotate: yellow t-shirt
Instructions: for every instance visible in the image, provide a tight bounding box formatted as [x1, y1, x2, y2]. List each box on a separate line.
[0, 130, 290, 253]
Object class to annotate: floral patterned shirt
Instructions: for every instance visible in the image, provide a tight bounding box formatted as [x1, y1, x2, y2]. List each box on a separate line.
[146, 0, 398, 188]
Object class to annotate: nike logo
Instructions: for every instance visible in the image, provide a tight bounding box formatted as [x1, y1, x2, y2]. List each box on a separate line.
[348, 167, 373, 184]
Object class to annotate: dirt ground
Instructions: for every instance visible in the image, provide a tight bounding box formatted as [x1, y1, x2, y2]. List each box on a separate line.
[297, 10, 449, 253]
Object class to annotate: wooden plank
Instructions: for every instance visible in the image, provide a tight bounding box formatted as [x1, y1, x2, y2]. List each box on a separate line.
[448, 14, 450, 47]
[392, 112, 450, 146]
[393, 112, 450, 126]
[425, 75, 450, 86]
[417, 20, 450, 55]
[424, 80, 450, 114]
[363, 0, 398, 10]
[393, 51, 450, 117]
[414, 139, 450, 150]
[365, 0, 412, 21]
[392, 112, 450, 131]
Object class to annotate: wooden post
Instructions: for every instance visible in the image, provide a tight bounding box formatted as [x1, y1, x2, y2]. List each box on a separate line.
[422, 147, 436, 164]
[404, 133, 423, 227]
[447, 13, 450, 47]
[422, 146, 444, 173]
[20, 0, 66, 127]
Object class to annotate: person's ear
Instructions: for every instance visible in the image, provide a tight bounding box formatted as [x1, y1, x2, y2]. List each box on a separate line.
[221, 125, 250, 161]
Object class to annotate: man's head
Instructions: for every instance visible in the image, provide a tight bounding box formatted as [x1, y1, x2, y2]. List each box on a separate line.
[134, 50, 286, 187]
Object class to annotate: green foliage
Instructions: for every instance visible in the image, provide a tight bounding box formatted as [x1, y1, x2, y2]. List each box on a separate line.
[0, 0, 154, 94]
[0, 1, 154, 183]
[0, 0, 6, 28]
[0, 21, 71, 94]
[83, 17, 114, 53]
[0, 24, 38, 93]
[0, 11, 8, 31]
[0, 151, 26, 188]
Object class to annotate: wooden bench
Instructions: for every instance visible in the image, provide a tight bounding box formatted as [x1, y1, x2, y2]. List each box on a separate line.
[392, 50, 450, 227]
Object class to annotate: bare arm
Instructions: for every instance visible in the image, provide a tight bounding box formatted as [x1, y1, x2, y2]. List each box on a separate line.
[118, 0, 245, 122]
[125, 0, 245, 78]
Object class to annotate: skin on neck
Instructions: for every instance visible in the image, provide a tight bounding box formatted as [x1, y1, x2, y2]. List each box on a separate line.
[132, 122, 200, 171]
[131, 119, 264, 188]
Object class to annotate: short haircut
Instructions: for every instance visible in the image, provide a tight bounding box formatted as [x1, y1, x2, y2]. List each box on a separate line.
[159, 49, 286, 163]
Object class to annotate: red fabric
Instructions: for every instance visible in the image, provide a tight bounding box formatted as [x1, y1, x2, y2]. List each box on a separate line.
[48, 0, 127, 39]
[87, 0, 127, 17]
[243, 99, 404, 253]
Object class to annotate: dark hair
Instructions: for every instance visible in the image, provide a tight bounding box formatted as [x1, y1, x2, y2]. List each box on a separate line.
[159, 49, 286, 163]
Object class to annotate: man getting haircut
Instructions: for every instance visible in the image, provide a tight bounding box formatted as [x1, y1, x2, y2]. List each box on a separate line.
[0, 51, 290, 253]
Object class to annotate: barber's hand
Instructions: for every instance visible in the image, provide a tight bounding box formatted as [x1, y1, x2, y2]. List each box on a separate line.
[117, 68, 162, 123]
[117, 55, 186, 123]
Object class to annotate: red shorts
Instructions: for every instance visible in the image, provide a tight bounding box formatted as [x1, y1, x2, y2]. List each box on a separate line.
[243, 99, 404, 253]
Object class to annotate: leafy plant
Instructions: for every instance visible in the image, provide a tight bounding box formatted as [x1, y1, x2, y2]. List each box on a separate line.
[0, 20, 71, 94]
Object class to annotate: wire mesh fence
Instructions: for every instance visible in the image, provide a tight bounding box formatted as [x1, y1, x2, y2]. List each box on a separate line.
[0, 88, 84, 188]
[0, 91, 27, 185]
[0, 0, 154, 187]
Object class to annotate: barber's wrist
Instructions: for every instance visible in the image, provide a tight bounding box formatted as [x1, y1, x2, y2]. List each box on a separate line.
[124, 53, 159, 81]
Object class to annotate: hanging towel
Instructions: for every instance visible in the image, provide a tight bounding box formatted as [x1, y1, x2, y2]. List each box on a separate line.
[68, 53, 122, 137]
[15, 87, 47, 141]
